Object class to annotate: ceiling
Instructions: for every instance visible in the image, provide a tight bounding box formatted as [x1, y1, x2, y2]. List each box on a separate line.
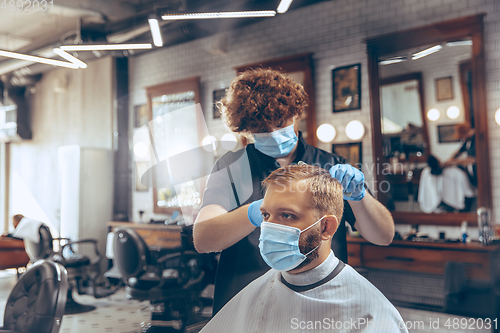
[0, 0, 326, 84]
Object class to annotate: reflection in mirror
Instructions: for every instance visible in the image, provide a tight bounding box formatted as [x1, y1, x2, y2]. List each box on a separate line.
[380, 73, 427, 160]
[151, 91, 201, 210]
[378, 40, 477, 213]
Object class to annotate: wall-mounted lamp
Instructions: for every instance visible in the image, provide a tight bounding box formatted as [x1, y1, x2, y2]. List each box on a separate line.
[133, 142, 149, 158]
[495, 108, 500, 126]
[427, 108, 440, 121]
[202, 135, 218, 152]
[446, 106, 460, 119]
[316, 123, 336, 143]
[345, 120, 365, 141]
[221, 133, 238, 150]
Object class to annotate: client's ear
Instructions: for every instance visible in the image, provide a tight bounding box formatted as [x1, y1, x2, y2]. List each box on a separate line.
[321, 215, 339, 240]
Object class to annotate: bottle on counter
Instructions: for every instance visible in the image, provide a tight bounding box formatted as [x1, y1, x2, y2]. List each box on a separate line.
[461, 221, 468, 244]
[477, 207, 492, 245]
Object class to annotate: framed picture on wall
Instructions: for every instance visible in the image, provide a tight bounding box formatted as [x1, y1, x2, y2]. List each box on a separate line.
[213, 89, 226, 119]
[435, 76, 454, 101]
[332, 142, 362, 170]
[437, 124, 461, 143]
[332, 64, 361, 112]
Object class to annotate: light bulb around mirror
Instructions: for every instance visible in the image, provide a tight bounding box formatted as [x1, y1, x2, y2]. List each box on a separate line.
[427, 108, 440, 121]
[202, 135, 218, 152]
[133, 142, 149, 158]
[446, 106, 460, 119]
[316, 123, 336, 143]
[345, 120, 365, 141]
[495, 108, 500, 126]
[221, 133, 238, 150]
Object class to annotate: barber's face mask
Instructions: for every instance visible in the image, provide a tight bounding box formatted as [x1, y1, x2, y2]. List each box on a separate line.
[259, 216, 326, 272]
[252, 123, 298, 158]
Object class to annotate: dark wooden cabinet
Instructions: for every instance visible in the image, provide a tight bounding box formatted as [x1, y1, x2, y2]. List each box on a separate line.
[347, 237, 496, 280]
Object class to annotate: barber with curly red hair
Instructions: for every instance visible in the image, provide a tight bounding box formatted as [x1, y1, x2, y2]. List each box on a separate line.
[194, 69, 394, 315]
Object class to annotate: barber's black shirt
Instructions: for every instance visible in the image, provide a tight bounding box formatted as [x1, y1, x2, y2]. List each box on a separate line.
[201, 132, 357, 314]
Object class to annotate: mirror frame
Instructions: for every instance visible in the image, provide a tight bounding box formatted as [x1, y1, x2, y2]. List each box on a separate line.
[235, 53, 317, 146]
[145, 76, 203, 215]
[366, 14, 491, 226]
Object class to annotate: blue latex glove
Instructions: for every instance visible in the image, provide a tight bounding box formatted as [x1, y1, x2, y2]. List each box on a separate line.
[329, 164, 365, 201]
[247, 199, 264, 227]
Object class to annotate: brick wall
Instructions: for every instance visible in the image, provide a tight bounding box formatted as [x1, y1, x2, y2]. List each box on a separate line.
[129, 0, 500, 238]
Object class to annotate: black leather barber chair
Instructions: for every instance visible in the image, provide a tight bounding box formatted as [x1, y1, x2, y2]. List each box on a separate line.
[24, 224, 116, 314]
[113, 227, 207, 333]
[0, 260, 68, 333]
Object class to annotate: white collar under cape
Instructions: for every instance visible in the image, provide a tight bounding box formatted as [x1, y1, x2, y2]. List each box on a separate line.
[281, 250, 340, 287]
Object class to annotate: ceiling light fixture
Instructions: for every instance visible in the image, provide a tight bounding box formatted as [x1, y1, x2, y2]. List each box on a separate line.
[162, 11, 276, 20]
[60, 44, 152, 51]
[0, 49, 78, 69]
[148, 16, 163, 47]
[53, 48, 87, 68]
[379, 56, 407, 65]
[446, 40, 473, 47]
[277, 0, 294, 13]
[411, 45, 442, 60]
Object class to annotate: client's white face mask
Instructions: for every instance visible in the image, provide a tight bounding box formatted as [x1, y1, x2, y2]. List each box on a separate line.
[258, 216, 326, 272]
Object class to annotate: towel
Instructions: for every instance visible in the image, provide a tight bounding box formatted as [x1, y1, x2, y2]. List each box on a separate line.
[418, 167, 441, 213]
[12, 218, 56, 243]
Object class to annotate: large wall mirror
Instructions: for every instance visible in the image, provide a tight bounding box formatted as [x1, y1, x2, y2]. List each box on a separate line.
[366, 14, 491, 225]
[145, 77, 206, 216]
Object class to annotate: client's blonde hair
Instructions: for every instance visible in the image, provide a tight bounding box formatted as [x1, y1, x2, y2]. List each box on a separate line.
[262, 165, 344, 220]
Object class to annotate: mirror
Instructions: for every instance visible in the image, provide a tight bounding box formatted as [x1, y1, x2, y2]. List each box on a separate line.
[145, 77, 205, 216]
[366, 14, 491, 225]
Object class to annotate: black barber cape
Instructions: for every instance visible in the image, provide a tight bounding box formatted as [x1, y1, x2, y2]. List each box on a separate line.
[200, 132, 357, 315]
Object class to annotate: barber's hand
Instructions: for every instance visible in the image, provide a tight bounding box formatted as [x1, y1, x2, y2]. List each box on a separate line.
[329, 164, 365, 201]
[247, 199, 264, 227]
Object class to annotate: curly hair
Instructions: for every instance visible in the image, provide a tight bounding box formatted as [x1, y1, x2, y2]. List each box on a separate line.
[218, 68, 307, 133]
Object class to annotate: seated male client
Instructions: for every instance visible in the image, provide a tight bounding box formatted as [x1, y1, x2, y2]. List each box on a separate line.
[201, 165, 407, 333]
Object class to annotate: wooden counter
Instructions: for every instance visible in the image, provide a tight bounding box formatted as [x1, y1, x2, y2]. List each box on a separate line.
[107, 222, 183, 249]
[0, 236, 30, 271]
[347, 236, 498, 280]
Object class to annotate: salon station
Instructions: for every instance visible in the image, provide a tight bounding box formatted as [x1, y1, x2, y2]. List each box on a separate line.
[1, 0, 500, 332]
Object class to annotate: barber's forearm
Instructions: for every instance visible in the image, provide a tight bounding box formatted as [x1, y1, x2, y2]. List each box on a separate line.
[350, 194, 394, 246]
[193, 204, 256, 253]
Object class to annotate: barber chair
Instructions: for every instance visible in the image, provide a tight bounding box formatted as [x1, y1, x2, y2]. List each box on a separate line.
[24, 224, 116, 314]
[113, 227, 207, 333]
[0, 260, 68, 333]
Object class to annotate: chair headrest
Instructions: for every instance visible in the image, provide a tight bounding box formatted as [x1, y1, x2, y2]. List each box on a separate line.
[113, 227, 150, 280]
[3, 260, 68, 333]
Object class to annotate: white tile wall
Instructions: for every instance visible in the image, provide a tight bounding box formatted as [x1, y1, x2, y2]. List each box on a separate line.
[129, 0, 500, 236]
